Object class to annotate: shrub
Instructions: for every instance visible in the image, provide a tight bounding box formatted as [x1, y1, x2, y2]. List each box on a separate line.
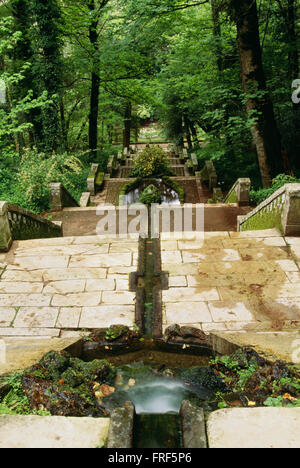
[131, 145, 172, 178]
[250, 174, 300, 206]
[0, 148, 84, 213]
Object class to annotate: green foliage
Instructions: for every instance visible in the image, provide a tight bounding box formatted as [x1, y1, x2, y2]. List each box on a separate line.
[139, 184, 162, 205]
[0, 372, 50, 416]
[131, 145, 172, 178]
[0, 0, 299, 210]
[210, 350, 300, 408]
[0, 148, 84, 213]
[250, 174, 300, 206]
[263, 396, 284, 407]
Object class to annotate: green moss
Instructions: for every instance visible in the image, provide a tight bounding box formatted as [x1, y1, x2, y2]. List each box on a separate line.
[226, 190, 238, 204]
[105, 325, 130, 342]
[0, 352, 117, 417]
[240, 206, 284, 233]
[0, 371, 51, 416]
[95, 172, 105, 187]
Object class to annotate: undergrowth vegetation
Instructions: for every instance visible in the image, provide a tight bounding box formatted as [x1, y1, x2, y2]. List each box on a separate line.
[0, 147, 111, 213]
[250, 174, 300, 206]
[210, 349, 300, 409]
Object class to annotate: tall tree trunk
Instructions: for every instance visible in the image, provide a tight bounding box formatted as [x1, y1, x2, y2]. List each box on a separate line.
[184, 116, 193, 149]
[232, 0, 284, 187]
[89, 71, 100, 158]
[59, 97, 68, 151]
[88, 0, 100, 160]
[123, 100, 132, 149]
[286, 0, 299, 82]
[286, 0, 300, 170]
[211, 0, 223, 74]
[189, 121, 199, 146]
[11, 0, 44, 148]
[32, 0, 63, 152]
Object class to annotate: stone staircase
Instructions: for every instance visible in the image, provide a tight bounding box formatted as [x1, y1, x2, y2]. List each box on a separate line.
[0, 235, 138, 340]
[1, 143, 300, 376]
[49, 144, 252, 235]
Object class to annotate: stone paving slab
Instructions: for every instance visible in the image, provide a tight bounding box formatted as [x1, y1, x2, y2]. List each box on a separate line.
[0, 337, 80, 375]
[161, 229, 300, 333]
[0, 415, 110, 448]
[211, 330, 300, 363]
[0, 236, 138, 337]
[207, 408, 300, 448]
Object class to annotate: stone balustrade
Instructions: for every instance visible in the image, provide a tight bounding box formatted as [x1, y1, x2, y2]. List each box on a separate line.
[0, 201, 62, 251]
[238, 183, 300, 236]
[87, 164, 100, 196]
[198, 161, 218, 190]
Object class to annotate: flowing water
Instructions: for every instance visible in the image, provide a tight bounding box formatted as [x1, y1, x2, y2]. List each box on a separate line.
[104, 363, 222, 449]
[133, 414, 182, 448]
[125, 379, 192, 414]
[127, 378, 188, 449]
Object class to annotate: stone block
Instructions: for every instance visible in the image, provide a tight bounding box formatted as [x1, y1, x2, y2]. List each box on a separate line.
[180, 401, 207, 448]
[80, 192, 90, 208]
[0, 415, 110, 448]
[207, 408, 300, 448]
[13, 307, 59, 328]
[79, 305, 134, 328]
[0, 202, 12, 252]
[165, 302, 212, 324]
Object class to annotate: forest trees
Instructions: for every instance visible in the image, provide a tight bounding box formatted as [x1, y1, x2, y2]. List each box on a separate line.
[230, 0, 284, 187]
[0, 0, 299, 201]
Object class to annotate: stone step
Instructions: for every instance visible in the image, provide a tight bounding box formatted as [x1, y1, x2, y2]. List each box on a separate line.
[50, 204, 250, 237]
[0, 415, 110, 448]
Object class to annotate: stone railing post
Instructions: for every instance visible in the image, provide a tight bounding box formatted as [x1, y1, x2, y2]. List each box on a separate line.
[0, 202, 12, 251]
[87, 164, 99, 196]
[49, 183, 79, 211]
[282, 184, 300, 236]
[49, 183, 63, 212]
[237, 178, 251, 206]
[224, 178, 251, 206]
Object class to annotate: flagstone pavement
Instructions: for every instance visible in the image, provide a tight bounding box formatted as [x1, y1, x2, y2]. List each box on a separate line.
[161, 229, 300, 334]
[0, 229, 299, 340]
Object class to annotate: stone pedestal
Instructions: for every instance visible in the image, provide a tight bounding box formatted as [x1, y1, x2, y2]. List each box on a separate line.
[0, 202, 12, 252]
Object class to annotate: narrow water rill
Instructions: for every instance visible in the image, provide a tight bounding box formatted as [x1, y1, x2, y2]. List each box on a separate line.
[133, 414, 182, 449]
[103, 359, 218, 449]
[119, 226, 211, 448]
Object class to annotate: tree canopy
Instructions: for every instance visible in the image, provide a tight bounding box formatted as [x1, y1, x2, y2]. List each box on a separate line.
[0, 0, 299, 210]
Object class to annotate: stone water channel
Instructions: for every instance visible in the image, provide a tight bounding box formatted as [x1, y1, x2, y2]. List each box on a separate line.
[82, 223, 218, 449]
